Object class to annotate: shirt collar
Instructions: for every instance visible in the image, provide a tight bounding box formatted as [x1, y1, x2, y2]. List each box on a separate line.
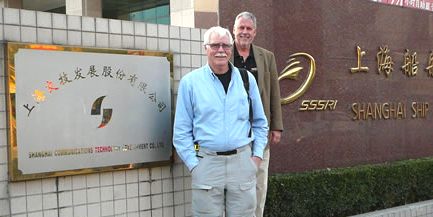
[234, 44, 255, 59]
[206, 63, 235, 80]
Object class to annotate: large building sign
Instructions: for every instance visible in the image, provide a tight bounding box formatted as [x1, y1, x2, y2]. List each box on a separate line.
[279, 45, 431, 117]
[220, 0, 433, 173]
[5, 43, 173, 181]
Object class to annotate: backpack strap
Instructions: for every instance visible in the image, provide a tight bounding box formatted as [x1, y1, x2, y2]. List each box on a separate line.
[238, 68, 253, 138]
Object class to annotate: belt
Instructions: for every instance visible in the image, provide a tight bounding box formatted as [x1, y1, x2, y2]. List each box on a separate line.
[197, 143, 251, 156]
[216, 149, 237, 155]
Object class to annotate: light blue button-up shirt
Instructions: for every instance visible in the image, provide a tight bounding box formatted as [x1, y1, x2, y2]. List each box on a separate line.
[173, 63, 269, 171]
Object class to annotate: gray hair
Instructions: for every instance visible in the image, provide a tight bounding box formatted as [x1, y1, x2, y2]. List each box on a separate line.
[203, 26, 233, 46]
[234, 11, 257, 29]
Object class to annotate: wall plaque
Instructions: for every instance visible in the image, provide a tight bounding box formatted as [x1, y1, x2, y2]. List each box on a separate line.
[5, 43, 173, 181]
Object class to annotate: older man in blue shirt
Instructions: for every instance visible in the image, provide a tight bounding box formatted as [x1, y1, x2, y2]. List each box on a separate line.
[173, 26, 269, 217]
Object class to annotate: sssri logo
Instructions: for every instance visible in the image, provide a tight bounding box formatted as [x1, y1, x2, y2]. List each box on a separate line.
[278, 52, 316, 104]
[91, 96, 112, 128]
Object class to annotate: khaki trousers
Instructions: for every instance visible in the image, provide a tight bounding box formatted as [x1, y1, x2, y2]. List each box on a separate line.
[255, 145, 270, 217]
[191, 145, 257, 217]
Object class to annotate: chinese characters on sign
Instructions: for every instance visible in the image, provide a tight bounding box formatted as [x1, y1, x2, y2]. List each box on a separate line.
[377, 46, 393, 77]
[401, 49, 418, 77]
[426, 52, 433, 77]
[350, 45, 432, 78]
[23, 63, 167, 118]
[350, 46, 369, 73]
[371, 0, 433, 12]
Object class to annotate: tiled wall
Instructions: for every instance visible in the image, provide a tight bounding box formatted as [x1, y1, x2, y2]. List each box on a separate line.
[0, 7, 206, 217]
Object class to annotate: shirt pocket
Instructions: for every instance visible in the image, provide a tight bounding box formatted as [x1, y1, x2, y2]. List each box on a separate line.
[237, 95, 250, 121]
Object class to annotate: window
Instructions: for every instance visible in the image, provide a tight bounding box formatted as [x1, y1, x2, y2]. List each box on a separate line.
[22, 0, 66, 14]
[103, 0, 170, 25]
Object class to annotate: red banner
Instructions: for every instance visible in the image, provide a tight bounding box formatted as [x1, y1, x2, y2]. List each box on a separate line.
[372, 0, 433, 11]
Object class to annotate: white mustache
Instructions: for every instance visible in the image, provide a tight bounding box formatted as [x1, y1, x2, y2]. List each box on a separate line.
[215, 53, 227, 57]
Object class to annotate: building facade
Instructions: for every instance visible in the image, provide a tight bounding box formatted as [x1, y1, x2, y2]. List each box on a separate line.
[0, 0, 219, 28]
[0, 4, 207, 216]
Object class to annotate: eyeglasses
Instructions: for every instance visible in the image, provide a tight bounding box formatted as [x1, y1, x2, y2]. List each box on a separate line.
[206, 43, 232, 50]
